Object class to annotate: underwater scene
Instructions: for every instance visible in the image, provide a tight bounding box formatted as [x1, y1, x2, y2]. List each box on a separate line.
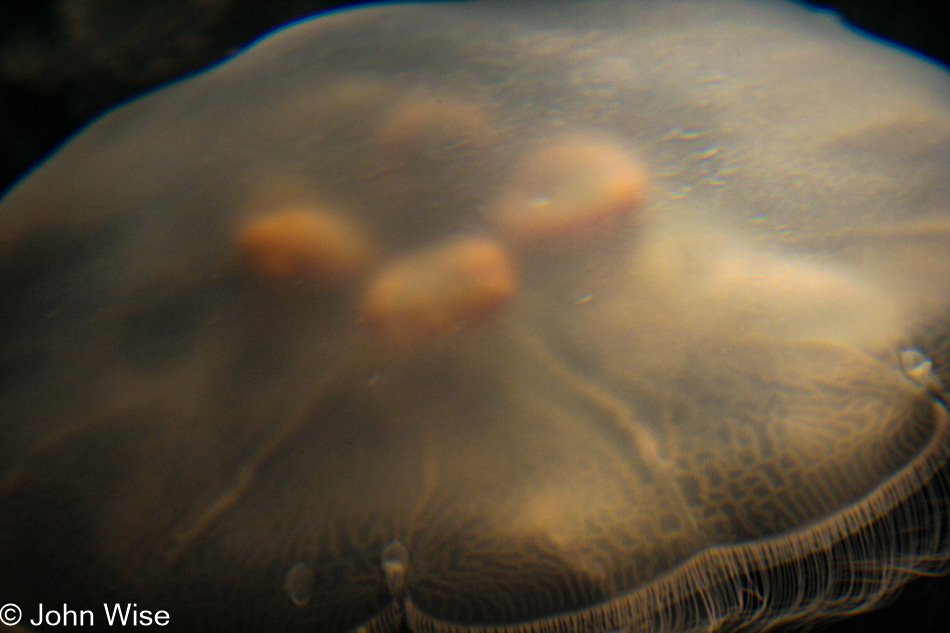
[1, 2, 949, 632]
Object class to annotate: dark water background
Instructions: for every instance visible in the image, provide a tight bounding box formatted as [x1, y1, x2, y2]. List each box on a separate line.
[0, 1, 948, 632]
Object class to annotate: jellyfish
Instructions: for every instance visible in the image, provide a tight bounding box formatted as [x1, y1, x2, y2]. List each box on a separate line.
[1, 1, 949, 633]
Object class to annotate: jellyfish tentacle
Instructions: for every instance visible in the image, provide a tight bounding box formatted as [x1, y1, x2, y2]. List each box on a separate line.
[167, 354, 373, 554]
[0, 400, 137, 498]
[508, 324, 702, 542]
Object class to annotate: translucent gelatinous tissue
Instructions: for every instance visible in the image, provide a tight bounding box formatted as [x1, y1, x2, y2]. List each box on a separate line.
[1, 1, 949, 632]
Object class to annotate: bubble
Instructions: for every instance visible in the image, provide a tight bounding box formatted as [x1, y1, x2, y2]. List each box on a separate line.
[282, 562, 316, 607]
[900, 349, 946, 396]
[381, 540, 410, 603]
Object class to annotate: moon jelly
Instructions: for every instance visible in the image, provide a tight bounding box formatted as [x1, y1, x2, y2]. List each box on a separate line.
[1, 1, 949, 632]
